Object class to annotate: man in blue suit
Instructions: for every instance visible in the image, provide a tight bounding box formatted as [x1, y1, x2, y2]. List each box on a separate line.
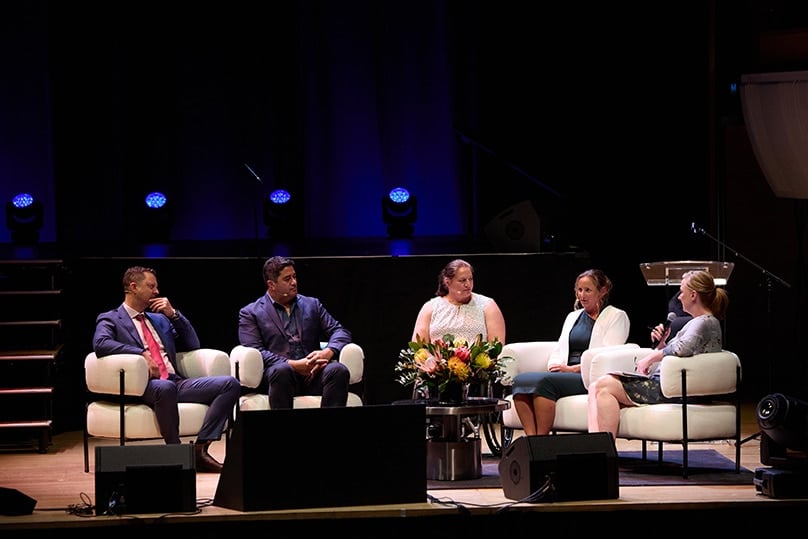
[93, 266, 240, 473]
[238, 256, 351, 409]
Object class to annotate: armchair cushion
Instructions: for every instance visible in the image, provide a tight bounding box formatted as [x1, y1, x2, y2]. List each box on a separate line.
[658, 350, 740, 398]
[84, 352, 149, 397]
[229, 345, 264, 388]
[580, 343, 640, 389]
[500, 341, 557, 386]
[175, 348, 231, 379]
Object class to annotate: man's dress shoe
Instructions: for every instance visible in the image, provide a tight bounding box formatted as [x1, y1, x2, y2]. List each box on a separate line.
[195, 442, 223, 473]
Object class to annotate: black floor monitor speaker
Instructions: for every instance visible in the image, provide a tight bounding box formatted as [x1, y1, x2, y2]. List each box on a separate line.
[214, 404, 427, 511]
[499, 432, 619, 502]
[0, 487, 37, 515]
[94, 443, 196, 515]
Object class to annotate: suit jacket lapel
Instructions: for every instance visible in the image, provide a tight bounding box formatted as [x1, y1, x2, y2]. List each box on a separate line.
[120, 305, 142, 345]
[262, 295, 286, 334]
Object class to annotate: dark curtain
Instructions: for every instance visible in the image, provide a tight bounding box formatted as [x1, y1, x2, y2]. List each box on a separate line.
[45, 1, 467, 249]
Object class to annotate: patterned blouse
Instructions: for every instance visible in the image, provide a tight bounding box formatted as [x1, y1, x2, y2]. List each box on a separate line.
[425, 292, 493, 343]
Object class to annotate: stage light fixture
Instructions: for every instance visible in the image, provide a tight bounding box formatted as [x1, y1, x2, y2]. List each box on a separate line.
[140, 191, 172, 244]
[263, 189, 293, 240]
[758, 393, 808, 450]
[6, 192, 43, 245]
[756, 392, 808, 499]
[382, 187, 417, 238]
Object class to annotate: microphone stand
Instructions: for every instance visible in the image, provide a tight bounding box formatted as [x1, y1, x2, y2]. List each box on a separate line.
[692, 224, 791, 445]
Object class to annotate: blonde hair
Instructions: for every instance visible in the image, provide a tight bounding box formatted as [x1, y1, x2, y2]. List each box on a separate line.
[682, 270, 729, 319]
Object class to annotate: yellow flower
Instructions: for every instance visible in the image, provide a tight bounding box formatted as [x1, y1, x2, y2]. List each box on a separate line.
[413, 348, 430, 364]
[472, 352, 492, 370]
[448, 356, 471, 381]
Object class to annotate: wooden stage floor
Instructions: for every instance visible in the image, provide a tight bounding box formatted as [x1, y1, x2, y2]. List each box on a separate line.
[1, 402, 807, 536]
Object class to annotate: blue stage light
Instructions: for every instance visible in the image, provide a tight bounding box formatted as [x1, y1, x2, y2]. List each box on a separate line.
[263, 189, 295, 241]
[145, 192, 168, 209]
[382, 187, 417, 238]
[269, 189, 291, 205]
[6, 192, 43, 245]
[12, 193, 35, 209]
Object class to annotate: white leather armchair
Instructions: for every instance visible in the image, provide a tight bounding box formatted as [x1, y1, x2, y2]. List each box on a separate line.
[499, 342, 640, 440]
[83, 348, 232, 472]
[498, 342, 742, 477]
[229, 343, 365, 410]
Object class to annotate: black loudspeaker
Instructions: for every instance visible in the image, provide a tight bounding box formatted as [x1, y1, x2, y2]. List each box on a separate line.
[498, 433, 619, 502]
[484, 200, 541, 253]
[0, 487, 37, 516]
[214, 404, 427, 511]
[94, 443, 196, 515]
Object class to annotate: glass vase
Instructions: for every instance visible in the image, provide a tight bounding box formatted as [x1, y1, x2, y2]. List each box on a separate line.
[438, 381, 469, 405]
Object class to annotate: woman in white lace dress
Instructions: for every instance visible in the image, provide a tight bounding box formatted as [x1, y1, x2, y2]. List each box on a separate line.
[411, 259, 506, 344]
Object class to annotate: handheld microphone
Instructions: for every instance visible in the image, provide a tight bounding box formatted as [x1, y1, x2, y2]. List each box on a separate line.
[652, 312, 677, 348]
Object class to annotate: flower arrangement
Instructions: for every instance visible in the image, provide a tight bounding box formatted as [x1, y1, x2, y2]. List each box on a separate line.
[394, 333, 511, 398]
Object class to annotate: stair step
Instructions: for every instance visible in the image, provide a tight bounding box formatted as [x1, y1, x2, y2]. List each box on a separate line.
[0, 320, 61, 327]
[0, 346, 63, 361]
[0, 387, 54, 396]
[0, 290, 61, 296]
[0, 420, 52, 429]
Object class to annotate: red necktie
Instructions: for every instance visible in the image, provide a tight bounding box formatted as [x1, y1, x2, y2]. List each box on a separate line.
[136, 313, 169, 380]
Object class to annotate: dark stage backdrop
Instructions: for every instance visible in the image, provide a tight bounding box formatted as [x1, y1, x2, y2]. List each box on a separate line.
[3, 2, 716, 255]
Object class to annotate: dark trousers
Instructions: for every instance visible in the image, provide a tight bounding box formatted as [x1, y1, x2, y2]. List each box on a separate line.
[141, 374, 241, 444]
[266, 361, 350, 409]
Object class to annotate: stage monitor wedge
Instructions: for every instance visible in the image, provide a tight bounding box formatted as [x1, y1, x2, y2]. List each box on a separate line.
[0, 487, 37, 516]
[499, 432, 618, 502]
[94, 443, 196, 515]
[214, 404, 427, 511]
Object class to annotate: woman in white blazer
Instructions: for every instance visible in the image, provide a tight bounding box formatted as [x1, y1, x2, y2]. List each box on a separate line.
[511, 269, 630, 435]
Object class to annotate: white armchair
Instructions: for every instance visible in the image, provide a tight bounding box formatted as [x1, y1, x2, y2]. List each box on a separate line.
[229, 343, 365, 410]
[498, 342, 742, 477]
[83, 348, 231, 472]
[499, 342, 640, 441]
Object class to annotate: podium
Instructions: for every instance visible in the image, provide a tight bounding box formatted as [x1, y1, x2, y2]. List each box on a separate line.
[639, 260, 734, 286]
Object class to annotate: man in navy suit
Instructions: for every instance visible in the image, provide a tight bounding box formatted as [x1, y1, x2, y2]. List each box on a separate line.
[238, 256, 351, 409]
[93, 266, 240, 473]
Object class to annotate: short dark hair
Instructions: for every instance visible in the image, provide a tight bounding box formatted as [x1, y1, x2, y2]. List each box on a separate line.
[263, 256, 295, 282]
[123, 266, 155, 293]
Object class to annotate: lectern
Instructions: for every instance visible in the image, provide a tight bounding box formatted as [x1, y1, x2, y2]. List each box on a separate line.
[639, 260, 734, 286]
